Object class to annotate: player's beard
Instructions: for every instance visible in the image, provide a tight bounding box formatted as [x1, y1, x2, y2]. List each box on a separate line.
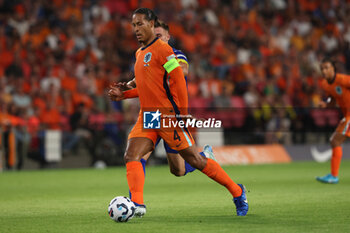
[136, 33, 145, 44]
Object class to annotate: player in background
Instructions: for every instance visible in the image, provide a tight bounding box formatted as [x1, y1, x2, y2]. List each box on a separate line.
[114, 20, 215, 177]
[316, 58, 350, 184]
[108, 8, 248, 217]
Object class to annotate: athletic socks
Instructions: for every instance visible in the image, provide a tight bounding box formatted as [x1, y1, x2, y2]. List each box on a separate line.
[133, 151, 204, 178]
[331, 146, 342, 177]
[126, 161, 145, 205]
[201, 158, 242, 197]
[129, 158, 147, 200]
[127, 153, 242, 205]
[127, 156, 242, 204]
[140, 158, 147, 174]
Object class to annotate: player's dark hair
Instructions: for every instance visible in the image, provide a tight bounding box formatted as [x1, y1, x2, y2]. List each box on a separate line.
[155, 20, 169, 32]
[321, 57, 337, 73]
[133, 8, 158, 24]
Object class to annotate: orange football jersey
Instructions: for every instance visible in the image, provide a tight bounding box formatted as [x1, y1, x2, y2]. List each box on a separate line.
[321, 73, 350, 116]
[134, 38, 188, 114]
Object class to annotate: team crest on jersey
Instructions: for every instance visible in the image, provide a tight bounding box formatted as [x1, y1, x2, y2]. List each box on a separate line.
[335, 86, 342, 95]
[144, 52, 152, 63]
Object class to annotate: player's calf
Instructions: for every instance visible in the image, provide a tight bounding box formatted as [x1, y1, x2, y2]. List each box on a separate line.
[178, 146, 207, 170]
[167, 152, 186, 176]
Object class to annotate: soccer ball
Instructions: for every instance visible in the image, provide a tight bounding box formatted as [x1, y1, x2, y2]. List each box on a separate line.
[108, 196, 136, 222]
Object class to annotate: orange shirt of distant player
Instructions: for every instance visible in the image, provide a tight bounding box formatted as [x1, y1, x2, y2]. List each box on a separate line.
[321, 73, 350, 116]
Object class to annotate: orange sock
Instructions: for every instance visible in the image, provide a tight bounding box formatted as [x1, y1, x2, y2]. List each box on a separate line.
[331, 146, 342, 177]
[126, 161, 145, 205]
[201, 158, 242, 197]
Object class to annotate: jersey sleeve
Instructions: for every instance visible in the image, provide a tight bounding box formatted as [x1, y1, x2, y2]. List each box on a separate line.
[158, 44, 188, 113]
[123, 88, 139, 99]
[338, 74, 350, 88]
[157, 44, 178, 67]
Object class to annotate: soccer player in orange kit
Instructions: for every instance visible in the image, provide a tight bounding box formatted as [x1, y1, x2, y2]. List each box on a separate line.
[316, 58, 350, 184]
[114, 20, 215, 177]
[109, 8, 248, 217]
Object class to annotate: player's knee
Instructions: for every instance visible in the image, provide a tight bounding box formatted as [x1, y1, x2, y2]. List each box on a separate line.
[330, 138, 335, 147]
[124, 151, 138, 163]
[330, 135, 342, 147]
[123, 152, 131, 163]
[330, 139, 340, 148]
[170, 167, 185, 177]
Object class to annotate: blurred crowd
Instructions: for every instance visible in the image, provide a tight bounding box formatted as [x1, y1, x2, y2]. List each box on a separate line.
[0, 0, 349, 167]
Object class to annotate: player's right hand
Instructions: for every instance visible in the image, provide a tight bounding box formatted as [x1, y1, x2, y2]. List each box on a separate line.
[108, 85, 124, 101]
[112, 81, 136, 91]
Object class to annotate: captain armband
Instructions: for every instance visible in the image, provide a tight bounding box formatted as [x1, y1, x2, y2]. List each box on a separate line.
[163, 57, 180, 73]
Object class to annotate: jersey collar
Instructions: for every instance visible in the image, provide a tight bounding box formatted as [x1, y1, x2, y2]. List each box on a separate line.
[141, 37, 158, 51]
[327, 73, 337, 84]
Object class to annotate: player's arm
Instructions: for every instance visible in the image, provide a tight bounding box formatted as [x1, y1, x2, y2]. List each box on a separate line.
[120, 79, 138, 99]
[178, 61, 188, 76]
[163, 56, 188, 113]
[113, 78, 136, 90]
[124, 88, 138, 99]
[108, 85, 139, 101]
[176, 52, 189, 76]
[108, 78, 139, 100]
[319, 96, 336, 108]
[126, 78, 137, 89]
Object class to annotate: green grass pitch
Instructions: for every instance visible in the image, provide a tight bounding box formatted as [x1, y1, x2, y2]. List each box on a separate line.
[1, 161, 350, 233]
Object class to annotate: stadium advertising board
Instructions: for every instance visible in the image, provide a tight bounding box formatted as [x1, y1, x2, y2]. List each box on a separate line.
[211, 145, 291, 165]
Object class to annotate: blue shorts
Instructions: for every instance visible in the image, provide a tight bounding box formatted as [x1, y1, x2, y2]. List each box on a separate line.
[155, 138, 179, 154]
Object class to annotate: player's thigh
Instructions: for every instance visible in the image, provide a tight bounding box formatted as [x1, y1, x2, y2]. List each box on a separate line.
[160, 128, 206, 168]
[126, 117, 158, 162]
[141, 137, 162, 161]
[166, 152, 185, 175]
[124, 137, 154, 162]
[159, 127, 206, 169]
[163, 141, 185, 173]
[159, 127, 194, 151]
[128, 115, 157, 141]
